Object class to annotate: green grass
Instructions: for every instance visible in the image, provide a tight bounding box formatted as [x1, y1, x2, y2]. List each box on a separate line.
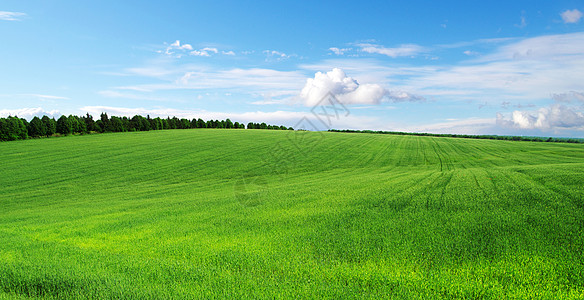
[1, 129, 583, 299]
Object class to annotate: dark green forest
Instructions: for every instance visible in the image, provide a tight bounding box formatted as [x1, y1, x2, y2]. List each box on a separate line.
[0, 113, 292, 142]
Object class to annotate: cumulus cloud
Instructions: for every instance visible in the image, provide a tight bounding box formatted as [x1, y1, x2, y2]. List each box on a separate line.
[496, 104, 584, 131]
[358, 43, 425, 58]
[561, 9, 583, 24]
[0, 11, 26, 21]
[0, 107, 60, 119]
[299, 68, 422, 106]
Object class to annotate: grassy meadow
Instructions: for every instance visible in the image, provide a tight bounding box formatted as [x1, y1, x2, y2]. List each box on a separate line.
[0, 129, 583, 298]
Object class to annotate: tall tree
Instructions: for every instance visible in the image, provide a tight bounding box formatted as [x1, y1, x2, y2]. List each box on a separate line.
[109, 116, 125, 132]
[197, 118, 206, 128]
[28, 116, 46, 137]
[56, 115, 72, 135]
[100, 112, 110, 132]
[42, 116, 56, 137]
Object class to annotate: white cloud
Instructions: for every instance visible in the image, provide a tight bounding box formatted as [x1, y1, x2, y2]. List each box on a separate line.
[496, 104, 584, 131]
[401, 32, 584, 102]
[329, 47, 350, 55]
[561, 9, 583, 24]
[162, 41, 234, 58]
[0, 107, 60, 119]
[175, 68, 305, 93]
[300, 68, 385, 106]
[463, 50, 479, 56]
[164, 40, 193, 57]
[358, 43, 425, 58]
[202, 47, 218, 53]
[190, 50, 210, 57]
[263, 50, 295, 61]
[386, 91, 425, 102]
[191, 47, 233, 57]
[0, 11, 26, 21]
[17, 94, 69, 101]
[299, 68, 422, 106]
[551, 91, 584, 103]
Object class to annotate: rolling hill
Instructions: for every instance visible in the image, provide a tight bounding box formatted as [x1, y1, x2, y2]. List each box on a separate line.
[1, 129, 583, 298]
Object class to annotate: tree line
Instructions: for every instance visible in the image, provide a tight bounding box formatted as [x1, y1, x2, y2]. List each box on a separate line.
[328, 129, 584, 144]
[0, 113, 293, 142]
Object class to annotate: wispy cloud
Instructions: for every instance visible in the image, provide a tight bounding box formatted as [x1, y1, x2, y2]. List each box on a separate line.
[191, 47, 218, 57]
[161, 40, 234, 58]
[0, 11, 26, 21]
[404, 118, 496, 135]
[561, 9, 583, 24]
[400, 32, 584, 102]
[515, 14, 527, 28]
[112, 63, 307, 100]
[357, 43, 426, 58]
[329, 47, 351, 55]
[263, 50, 296, 61]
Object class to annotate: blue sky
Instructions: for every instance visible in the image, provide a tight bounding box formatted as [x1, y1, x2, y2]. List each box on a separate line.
[1, 1, 584, 137]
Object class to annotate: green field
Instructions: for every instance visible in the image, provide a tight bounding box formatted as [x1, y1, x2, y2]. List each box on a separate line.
[1, 129, 583, 298]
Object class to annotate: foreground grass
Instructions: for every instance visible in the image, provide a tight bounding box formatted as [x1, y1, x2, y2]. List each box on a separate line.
[0, 129, 583, 298]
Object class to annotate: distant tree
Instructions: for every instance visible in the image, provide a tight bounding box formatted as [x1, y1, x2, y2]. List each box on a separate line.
[130, 115, 150, 131]
[109, 116, 125, 132]
[28, 116, 46, 137]
[180, 118, 190, 129]
[121, 117, 131, 131]
[153, 117, 163, 130]
[69, 115, 81, 133]
[161, 118, 169, 130]
[42, 116, 56, 136]
[83, 113, 96, 132]
[233, 121, 240, 129]
[0, 117, 26, 141]
[225, 118, 234, 129]
[140, 117, 151, 131]
[100, 113, 110, 132]
[197, 118, 206, 128]
[56, 115, 72, 135]
[0, 118, 7, 141]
